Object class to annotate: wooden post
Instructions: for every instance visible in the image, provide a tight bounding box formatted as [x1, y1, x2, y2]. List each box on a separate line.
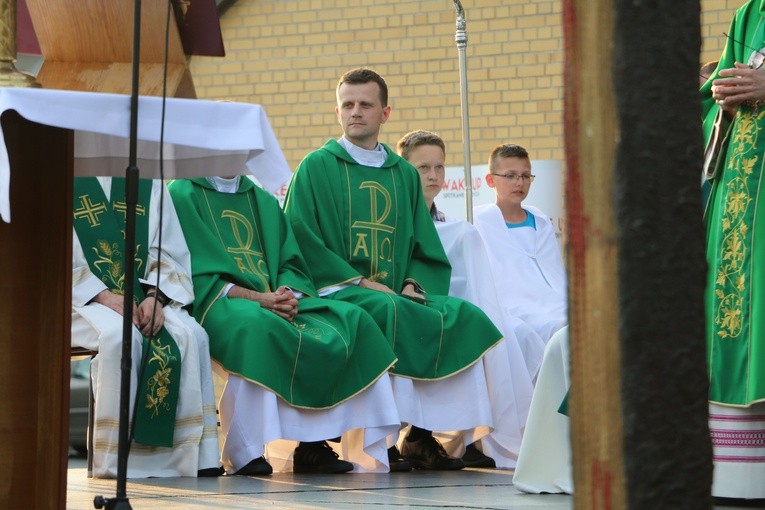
[563, 1, 626, 508]
[564, 1, 712, 508]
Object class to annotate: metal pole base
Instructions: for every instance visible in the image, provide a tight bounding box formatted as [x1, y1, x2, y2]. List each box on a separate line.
[94, 495, 133, 510]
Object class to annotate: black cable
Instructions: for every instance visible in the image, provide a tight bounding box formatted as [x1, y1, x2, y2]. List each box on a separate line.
[147, 0, 173, 334]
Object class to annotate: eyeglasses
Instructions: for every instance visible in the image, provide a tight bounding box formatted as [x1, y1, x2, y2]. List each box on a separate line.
[491, 173, 535, 183]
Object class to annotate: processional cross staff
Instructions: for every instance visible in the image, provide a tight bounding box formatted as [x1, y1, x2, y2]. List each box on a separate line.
[451, 0, 473, 223]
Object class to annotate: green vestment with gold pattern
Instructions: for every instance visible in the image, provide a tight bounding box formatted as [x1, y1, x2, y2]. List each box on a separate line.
[702, 0, 765, 406]
[168, 177, 396, 409]
[284, 139, 502, 380]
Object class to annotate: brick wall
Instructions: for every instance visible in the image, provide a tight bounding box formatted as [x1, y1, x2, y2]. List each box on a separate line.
[189, 0, 745, 170]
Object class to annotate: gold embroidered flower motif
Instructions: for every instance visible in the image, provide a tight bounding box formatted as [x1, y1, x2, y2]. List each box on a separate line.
[144, 340, 178, 418]
[722, 231, 745, 270]
[713, 113, 761, 342]
[742, 156, 757, 175]
[724, 188, 750, 218]
[717, 295, 743, 338]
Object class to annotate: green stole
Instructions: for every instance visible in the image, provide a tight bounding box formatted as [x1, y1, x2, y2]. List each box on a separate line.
[73, 177, 181, 447]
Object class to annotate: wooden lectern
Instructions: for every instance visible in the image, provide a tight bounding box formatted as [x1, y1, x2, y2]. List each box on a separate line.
[0, 2, 224, 508]
[23, 0, 224, 97]
[0, 111, 72, 510]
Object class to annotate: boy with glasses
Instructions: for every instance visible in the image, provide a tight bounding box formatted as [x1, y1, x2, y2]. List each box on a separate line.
[473, 144, 568, 344]
[396, 130, 539, 469]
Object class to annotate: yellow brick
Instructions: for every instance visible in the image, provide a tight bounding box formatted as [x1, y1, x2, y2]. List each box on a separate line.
[189, 0, 733, 169]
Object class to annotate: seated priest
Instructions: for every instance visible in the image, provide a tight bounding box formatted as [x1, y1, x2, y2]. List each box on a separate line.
[71, 177, 221, 478]
[397, 129, 537, 469]
[168, 175, 402, 475]
[284, 67, 509, 471]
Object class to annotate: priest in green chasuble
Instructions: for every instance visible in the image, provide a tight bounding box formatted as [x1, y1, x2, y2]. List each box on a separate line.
[701, 0, 765, 499]
[71, 177, 220, 478]
[169, 175, 401, 475]
[284, 68, 505, 470]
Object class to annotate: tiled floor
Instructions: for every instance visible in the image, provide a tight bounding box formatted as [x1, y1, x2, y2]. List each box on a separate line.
[67, 456, 573, 510]
[68, 456, 765, 510]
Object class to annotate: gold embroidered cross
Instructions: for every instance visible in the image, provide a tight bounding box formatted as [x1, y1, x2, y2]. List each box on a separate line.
[74, 195, 108, 227]
[113, 201, 147, 217]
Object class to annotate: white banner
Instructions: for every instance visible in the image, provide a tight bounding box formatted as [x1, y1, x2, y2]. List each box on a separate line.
[438, 160, 565, 245]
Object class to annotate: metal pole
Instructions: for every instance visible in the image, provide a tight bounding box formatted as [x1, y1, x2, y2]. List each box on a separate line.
[452, 0, 473, 223]
[94, 3, 141, 510]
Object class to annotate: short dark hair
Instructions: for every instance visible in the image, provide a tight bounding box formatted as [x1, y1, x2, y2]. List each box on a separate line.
[396, 130, 445, 161]
[337, 68, 389, 107]
[489, 144, 529, 171]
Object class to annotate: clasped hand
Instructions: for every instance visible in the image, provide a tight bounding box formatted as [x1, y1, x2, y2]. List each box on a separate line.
[94, 289, 165, 336]
[258, 286, 298, 321]
[712, 62, 765, 110]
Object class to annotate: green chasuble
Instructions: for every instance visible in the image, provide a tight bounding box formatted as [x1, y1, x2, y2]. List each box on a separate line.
[284, 139, 502, 380]
[168, 177, 396, 409]
[701, 0, 765, 406]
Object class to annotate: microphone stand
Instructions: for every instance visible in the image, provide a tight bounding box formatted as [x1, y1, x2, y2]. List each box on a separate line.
[452, 0, 474, 223]
[94, 1, 141, 508]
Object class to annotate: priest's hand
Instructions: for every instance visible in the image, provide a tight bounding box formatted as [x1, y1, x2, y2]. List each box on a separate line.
[401, 282, 425, 301]
[229, 285, 298, 321]
[713, 62, 765, 111]
[271, 286, 298, 321]
[137, 297, 165, 336]
[359, 277, 395, 294]
[93, 289, 141, 326]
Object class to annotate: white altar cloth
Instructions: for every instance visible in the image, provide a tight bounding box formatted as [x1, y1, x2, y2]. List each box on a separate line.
[0, 87, 292, 222]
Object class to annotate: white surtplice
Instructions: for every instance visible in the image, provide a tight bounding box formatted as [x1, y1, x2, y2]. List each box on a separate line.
[513, 327, 572, 494]
[71, 178, 220, 478]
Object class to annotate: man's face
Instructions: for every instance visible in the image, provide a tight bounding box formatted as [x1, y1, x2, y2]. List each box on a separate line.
[336, 82, 391, 149]
[407, 144, 446, 204]
[486, 156, 532, 205]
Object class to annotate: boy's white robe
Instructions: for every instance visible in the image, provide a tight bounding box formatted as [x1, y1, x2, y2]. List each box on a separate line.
[473, 203, 568, 344]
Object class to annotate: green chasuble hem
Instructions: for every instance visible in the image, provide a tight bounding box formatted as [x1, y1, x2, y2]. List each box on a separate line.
[213, 359, 397, 410]
[383, 337, 504, 382]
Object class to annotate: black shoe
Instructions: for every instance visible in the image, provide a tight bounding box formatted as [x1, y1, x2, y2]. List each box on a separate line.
[232, 456, 273, 476]
[387, 445, 412, 473]
[400, 436, 465, 470]
[197, 465, 225, 477]
[293, 441, 354, 474]
[461, 443, 496, 468]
